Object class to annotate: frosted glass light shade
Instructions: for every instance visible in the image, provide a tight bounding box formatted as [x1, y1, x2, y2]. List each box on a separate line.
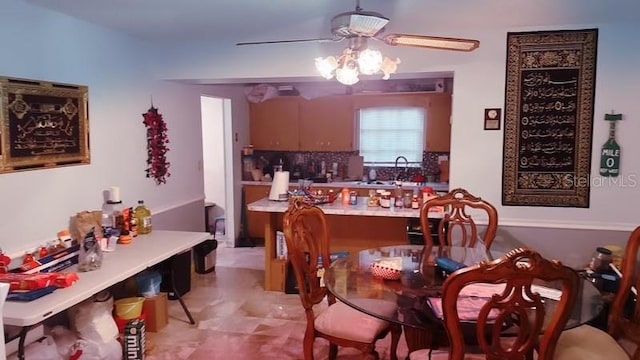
[315, 56, 338, 79]
[358, 48, 383, 75]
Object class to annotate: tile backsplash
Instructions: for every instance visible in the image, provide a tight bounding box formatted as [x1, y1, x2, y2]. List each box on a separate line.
[248, 150, 449, 182]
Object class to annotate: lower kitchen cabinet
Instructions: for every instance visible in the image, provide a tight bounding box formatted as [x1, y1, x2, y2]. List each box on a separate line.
[244, 184, 272, 240]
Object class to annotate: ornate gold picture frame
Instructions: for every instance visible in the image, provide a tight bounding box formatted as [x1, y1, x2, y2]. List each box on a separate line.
[502, 29, 598, 207]
[0, 77, 90, 173]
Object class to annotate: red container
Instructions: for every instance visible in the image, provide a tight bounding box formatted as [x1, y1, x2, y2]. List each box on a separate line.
[114, 311, 146, 334]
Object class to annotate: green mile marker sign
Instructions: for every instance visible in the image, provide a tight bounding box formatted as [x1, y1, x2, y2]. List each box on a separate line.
[599, 113, 622, 177]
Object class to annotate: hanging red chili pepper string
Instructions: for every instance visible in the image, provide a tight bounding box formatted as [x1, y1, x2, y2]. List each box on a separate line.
[142, 106, 171, 184]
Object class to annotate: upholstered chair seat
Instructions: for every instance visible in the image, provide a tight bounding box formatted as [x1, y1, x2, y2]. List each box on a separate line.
[314, 299, 398, 343]
[553, 325, 628, 360]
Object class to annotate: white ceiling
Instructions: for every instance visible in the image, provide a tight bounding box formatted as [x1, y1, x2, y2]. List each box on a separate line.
[19, 0, 639, 86]
[20, 0, 639, 45]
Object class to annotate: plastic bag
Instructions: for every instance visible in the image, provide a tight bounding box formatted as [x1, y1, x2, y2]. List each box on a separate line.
[69, 338, 122, 360]
[68, 297, 118, 343]
[8, 335, 62, 360]
[134, 270, 162, 298]
[49, 325, 79, 359]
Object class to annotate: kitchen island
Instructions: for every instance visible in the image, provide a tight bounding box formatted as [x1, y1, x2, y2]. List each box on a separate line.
[242, 180, 449, 243]
[247, 197, 443, 291]
[242, 180, 449, 192]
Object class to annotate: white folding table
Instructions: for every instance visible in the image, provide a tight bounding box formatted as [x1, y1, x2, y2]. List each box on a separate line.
[3, 230, 211, 359]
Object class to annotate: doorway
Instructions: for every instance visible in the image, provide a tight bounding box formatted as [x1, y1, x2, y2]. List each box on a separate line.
[201, 95, 235, 247]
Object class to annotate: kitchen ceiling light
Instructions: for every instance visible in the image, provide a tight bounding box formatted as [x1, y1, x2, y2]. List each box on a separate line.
[315, 37, 400, 85]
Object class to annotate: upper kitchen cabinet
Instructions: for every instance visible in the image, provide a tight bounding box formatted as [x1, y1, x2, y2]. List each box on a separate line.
[425, 93, 452, 152]
[250, 97, 300, 150]
[299, 96, 355, 151]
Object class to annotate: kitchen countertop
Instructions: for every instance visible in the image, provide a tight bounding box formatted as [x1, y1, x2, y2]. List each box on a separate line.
[247, 196, 444, 219]
[241, 180, 449, 192]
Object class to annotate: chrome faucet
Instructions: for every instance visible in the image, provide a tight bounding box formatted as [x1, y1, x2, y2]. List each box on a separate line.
[394, 156, 408, 181]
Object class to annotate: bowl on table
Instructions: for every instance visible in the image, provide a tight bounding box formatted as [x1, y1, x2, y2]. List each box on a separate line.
[370, 257, 403, 280]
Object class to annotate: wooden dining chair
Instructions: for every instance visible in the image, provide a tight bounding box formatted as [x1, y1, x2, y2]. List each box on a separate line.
[553, 225, 640, 360]
[408, 188, 499, 359]
[283, 199, 401, 360]
[420, 188, 498, 249]
[412, 247, 580, 360]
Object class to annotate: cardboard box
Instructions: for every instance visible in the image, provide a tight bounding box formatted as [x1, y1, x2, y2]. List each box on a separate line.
[123, 319, 146, 360]
[142, 292, 168, 332]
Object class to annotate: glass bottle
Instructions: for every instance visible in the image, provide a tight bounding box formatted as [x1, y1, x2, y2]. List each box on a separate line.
[394, 182, 404, 208]
[134, 200, 152, 235]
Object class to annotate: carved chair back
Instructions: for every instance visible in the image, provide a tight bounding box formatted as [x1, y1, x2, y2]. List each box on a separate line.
[283, 199, 334, 315]
[441, 248, 580, 360]
[421, 188, 498, 249]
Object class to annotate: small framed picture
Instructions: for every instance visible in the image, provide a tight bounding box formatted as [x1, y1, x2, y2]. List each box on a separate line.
[484, 108, 501, 130]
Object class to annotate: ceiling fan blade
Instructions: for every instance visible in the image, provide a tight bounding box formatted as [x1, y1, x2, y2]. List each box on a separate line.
[236, 37, 341, 46]
[383, 34, 480, 51]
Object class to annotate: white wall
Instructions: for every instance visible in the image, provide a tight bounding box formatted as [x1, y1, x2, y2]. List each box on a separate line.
[450, 22, 640, 231]
[0, 0, 206, 256]
[152, 7, 640, 233]
[4, 0, 639, 261]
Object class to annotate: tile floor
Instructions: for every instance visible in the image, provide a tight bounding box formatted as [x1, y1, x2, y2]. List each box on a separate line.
[146, 246, 411, 359]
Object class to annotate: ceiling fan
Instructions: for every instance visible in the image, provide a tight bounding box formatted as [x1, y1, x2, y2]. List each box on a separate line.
[236, 0, 480, 52]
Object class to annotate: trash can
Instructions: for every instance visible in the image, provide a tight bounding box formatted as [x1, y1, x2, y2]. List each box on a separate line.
[194, 239, 218, 274]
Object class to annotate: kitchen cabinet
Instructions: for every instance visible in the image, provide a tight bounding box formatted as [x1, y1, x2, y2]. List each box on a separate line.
[299, 96, 355, 151]
[249, 97, 300, 150]
[243, 184, 272, 240]
[425, 93, 452, 152]
[249, 92, 451, 152]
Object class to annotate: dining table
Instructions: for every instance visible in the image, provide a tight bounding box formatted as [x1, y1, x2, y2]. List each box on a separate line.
[323, 244, 605, 354]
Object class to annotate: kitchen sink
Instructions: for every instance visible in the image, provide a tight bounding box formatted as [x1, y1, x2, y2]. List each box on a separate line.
[343, 180, 422, 187]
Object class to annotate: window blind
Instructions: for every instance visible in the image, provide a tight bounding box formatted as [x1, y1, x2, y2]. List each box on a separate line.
[359, 107, 425, 166]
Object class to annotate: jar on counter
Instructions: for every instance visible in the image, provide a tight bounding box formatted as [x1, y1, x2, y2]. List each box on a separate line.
[349, 191, 358, 205]
[341, 188, 350, 205]
[380, 191, 391, 208]
[328, 189, 335, 203]
[403, 192, 412, 208]
[411, 195, 420, 209]
[422, 186, 436, 204]
[367, 190, 379, 207]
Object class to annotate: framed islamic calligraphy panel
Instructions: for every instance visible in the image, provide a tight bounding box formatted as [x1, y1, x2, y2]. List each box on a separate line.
[502, 29, 597, 207]
[0, 77, 90, 173]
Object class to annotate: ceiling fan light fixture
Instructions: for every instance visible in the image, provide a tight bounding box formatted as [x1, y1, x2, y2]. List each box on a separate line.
[316, 44, 399, 85]
[334, 48, 360, 85]
[335, 64, 360, 85]
[315, 56, 338, 79]
[357, 48, 383, 75]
